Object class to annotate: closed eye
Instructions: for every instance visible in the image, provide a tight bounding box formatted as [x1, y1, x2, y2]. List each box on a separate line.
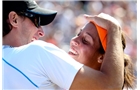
[82, 38, 89, 44]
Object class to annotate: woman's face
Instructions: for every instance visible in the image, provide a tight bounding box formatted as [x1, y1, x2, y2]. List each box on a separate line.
[68, 22, 103, 70]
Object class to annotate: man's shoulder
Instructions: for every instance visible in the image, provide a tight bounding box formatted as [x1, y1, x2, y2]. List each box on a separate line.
[30, 40, 49, 46]
[26, 40, 61, 52]
[29, 40, 58, 49]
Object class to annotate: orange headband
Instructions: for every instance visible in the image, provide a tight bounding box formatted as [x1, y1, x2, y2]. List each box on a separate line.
[90, 21, 107, 51]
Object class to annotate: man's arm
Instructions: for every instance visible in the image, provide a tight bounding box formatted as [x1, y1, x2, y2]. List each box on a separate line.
[70, 13, 124, 89]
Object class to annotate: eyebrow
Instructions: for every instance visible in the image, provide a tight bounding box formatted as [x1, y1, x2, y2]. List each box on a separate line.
[86, 32, 94, 41]
[80, 29, 94, 41]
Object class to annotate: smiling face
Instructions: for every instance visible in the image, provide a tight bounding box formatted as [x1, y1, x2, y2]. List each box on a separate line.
[68, 22, 104, 70]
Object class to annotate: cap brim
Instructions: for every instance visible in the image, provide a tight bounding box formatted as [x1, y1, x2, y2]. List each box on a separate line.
[27, 6, 57, 25]
[90, 21, 107, 51]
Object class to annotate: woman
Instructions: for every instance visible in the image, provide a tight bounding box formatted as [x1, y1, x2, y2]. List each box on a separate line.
[68, 13, 136, 89]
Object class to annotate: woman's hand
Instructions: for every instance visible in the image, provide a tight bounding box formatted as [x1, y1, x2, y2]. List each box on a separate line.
[84, 13, 121, 33]
[84, 13, 122, 42]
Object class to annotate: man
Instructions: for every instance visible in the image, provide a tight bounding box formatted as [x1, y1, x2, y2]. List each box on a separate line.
[3, 0, 124, 89]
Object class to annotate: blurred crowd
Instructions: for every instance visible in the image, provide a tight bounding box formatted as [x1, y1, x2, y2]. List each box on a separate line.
[36, 0, 137, 77]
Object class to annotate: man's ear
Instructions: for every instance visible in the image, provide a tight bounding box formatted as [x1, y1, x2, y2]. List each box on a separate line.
[8, 11, 18, 27]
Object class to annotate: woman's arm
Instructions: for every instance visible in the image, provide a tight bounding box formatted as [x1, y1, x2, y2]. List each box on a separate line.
[70, 13, 124, 90]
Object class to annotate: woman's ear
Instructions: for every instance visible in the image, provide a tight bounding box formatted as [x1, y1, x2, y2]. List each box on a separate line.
[8, 11, 18, 27]
[97, 54, 104, 63]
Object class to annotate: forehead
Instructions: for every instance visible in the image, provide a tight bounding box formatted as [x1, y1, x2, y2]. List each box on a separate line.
[82, 22, 99, 38]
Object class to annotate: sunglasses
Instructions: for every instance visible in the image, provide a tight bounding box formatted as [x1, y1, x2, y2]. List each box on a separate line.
[18, 12, 41, 28]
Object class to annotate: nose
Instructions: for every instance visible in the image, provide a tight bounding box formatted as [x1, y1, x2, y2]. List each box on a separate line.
[71, 37, 79, 46]
[37, 27, 44, 37]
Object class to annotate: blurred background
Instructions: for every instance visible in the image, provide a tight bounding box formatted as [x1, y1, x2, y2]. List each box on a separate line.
[36, 0, 137, 86]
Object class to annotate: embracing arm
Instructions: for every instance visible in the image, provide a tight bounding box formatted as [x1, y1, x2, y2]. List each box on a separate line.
[70, 13, 124, 90]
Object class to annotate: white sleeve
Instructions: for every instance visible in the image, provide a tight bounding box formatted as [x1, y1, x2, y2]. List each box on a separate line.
[35, 41, 83, 89]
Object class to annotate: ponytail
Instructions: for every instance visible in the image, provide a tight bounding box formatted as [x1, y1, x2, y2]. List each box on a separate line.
[122, 33, 136, 89]
[123, 54, 136, 89]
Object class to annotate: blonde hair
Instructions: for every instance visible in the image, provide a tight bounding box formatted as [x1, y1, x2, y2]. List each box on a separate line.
[121, 33, 136, 89]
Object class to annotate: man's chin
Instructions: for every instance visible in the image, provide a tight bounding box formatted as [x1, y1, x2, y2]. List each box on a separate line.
[31, 39, 37, 42]
[31, 37, 38, 42]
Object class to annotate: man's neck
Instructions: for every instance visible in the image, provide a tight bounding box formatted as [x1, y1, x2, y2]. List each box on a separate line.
[3, 33, 21, 47]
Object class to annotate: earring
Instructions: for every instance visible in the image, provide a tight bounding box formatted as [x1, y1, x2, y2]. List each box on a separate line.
[98, 59, 102, 63]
